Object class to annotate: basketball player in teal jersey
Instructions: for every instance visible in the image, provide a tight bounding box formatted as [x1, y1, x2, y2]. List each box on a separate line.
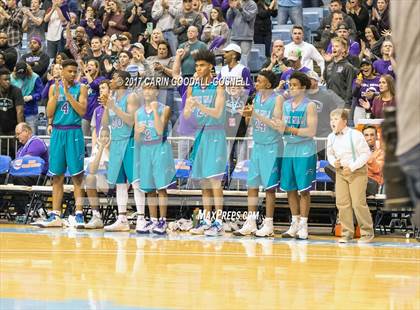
[39, 59, 88, 228]
[280, 72, 318, 240]
[181, 49, 227, 236]
[102, 70, 145, 232]
[233, 70, 284, 237]
[134, 81, 176, 235]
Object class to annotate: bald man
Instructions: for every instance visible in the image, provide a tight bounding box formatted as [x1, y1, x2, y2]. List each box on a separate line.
[262, 40, 289, 80]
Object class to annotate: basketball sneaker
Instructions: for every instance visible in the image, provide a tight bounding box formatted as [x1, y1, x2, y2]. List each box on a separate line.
[233, 217, 257, 236]
[296, 222, 308, 240]
[357, 235, 374, 244]
[281, 221, 300, 238]
[204, 221, 224, 237]
[85, 214, 104, 229]
[152, 219, 168, 235]
[255, 218, 274, 237]
[104, 217, 130, 232]
[135, 217, 149, 233]
[190, 220, 211, 235]
[136, 219, 156, 234]
[38, 213, 63, 228]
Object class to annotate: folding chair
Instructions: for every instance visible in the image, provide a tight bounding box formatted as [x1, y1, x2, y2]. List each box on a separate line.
[0, 155, 12, 218]
[1, 156, 46, 222]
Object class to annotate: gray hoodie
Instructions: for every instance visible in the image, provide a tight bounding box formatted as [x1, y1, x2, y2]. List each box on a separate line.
[227, 0, 258, 41]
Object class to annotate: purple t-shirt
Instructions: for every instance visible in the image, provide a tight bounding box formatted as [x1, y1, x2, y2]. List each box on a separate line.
[81, 76, 106, 121]
[352, 75, 381, 108]
[16, 136, 49, 173]
[280, 66, 311, 89]
[327, 40, 360, 57]
[373, 59, 395, 78]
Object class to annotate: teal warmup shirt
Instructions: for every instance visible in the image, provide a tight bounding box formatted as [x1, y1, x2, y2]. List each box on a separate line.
[283, 97, 312, 143]
[109, 92, 133, 139]
[136, 103, 166, 143]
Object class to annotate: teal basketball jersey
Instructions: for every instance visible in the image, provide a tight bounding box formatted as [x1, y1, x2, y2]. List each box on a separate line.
[53, 83, 82, 126]
[109, 92, 133, 140]
[252, 92, 281, 144]
[136, 103, 166, 143]
[283, 97, 312, 143]
[192, 80, 225, 127]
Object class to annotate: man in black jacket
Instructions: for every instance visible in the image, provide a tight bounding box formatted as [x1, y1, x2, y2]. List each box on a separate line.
[21, 36, 50, 77]
[324, 37, 356, 108]
[0, 67, 24, 157]
[0, 31, 17, 72]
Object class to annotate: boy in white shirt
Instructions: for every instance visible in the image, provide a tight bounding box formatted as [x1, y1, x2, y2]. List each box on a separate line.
[327, 109, 374, 243]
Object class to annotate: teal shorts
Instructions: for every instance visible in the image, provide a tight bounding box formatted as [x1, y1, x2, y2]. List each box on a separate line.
[107, 137, 135, 185]
[49, 127, 84, 176]
[280, 140, 317, 192]
[190, 129, 227, 179]
[137, 141, 176, 192]
[247, 142, 283, 190]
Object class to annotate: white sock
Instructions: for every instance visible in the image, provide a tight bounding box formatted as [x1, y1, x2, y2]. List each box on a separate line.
[116, 183, 128, 214]
[92, 210, 101, 218]
[75, 210, 83, 215]
[151, 217, 158, 223]
[291, 215, 300, 223]
[160, 217, 166, 221]
[133, 185, 145, 217]
[300, 217, 308, 225]
[51, 210, 60, 216]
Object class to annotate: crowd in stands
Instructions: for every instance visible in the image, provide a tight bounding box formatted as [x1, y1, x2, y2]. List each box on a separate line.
[0, 0, 396, 240]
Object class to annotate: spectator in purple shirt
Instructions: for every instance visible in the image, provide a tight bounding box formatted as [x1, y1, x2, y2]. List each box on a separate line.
[351, 58, 380, 124]
[80, 6, 104, 39]
[373, 40, 396, 78]
[326, 23, 360, 57]
[15, 122, 49, 170]
[12, 122, 49, 215]
[80, 59, 106, 136]
[279, 48, 310, 90]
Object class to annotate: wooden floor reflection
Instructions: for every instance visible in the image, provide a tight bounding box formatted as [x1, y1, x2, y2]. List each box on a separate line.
[0, 225, 419, 309]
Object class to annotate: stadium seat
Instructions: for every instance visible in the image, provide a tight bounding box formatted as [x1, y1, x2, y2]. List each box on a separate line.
[248, 49, 266, 73]
[272, 24, 293, 45]
[303, 11, 321, 32]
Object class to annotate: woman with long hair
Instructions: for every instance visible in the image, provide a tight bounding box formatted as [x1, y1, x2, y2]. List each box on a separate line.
[81, 6, 104, 39]
[80, 59, 106, 136]
[360, 25, 382, 60]
[102, 0, 128, 36]
[370, 0, 390, 35]
[201, 7, 229, 54]
[371, 74, 396, 118]
[11, 62, 44, 132]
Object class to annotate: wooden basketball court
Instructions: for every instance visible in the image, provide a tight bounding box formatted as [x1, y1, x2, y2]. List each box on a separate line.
[0, 224, 419, 309]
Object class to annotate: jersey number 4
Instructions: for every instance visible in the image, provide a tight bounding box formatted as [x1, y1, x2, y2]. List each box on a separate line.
[61, 102, 70, 114]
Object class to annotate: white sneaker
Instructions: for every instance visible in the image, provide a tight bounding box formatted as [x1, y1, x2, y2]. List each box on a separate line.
[152, 219, 168, 235]
[204, 221, 224, 237]
[282, 221, 299, 238]
[38, 213, 63, 228]
[104, 217, 130, 232]
[233, 217, 257, 236]
[64, 214, 85, 229]
[136, 220, 156, 234]
[135, 217, 149, 233]
[255, 219, 274, 237]
[190, 220, 211, 235]
[85, 215, 104, 229]
[296, 222, 308, 240]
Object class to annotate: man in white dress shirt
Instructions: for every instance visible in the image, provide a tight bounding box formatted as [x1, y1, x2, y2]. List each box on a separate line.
[327, 109, 374, 243]
[284, 25, 325, 77]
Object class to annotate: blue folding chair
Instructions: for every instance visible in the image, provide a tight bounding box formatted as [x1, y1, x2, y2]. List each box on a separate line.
[316, 160, 333, 190]
[0, 155, 11, 183]
[6, 156, 46, 223]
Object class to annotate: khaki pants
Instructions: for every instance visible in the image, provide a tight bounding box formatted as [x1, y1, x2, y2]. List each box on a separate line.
[336, 166, 374, 238]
